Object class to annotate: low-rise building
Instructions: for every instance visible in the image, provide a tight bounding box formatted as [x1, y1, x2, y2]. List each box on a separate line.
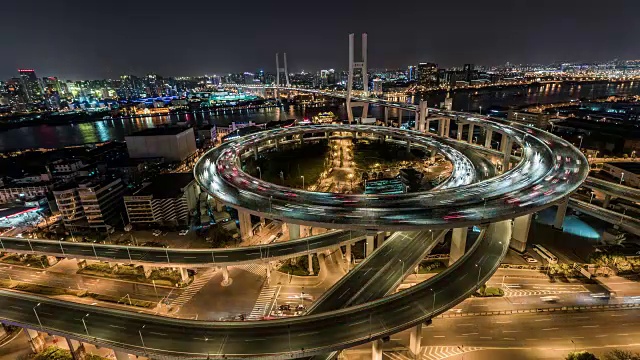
[125, 127, 196, 162]
[124, 173, 199, 226]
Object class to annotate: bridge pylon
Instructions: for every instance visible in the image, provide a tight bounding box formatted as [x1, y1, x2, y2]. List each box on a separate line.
[275, 52, 290, 88]
[346, 33, 369, 124]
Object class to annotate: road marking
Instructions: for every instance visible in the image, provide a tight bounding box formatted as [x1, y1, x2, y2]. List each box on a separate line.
[582, 325, 599, 328]
[525, 339, 539, 341]
[245, 338, 266, 342]
[534, 318, 551, 322]
[574, 316, 590, 320]
[480, 337, 492, 339]
[457, 323, 474, 326]
[149, 332, 167, 336]
[495, 321, 511, 324]
[9, 306, 21, 310]
[462, 333, 478, 336]
[541, 328, 559, 331]
[183, 257, 197, 259]
[618, 334, 630, 336]
[433, 336, 445, 338]
[595, 334, 608, 338]
[297, 331, 319, 337]
[338, 289, 350, 299]
[109, 325, 126, 329]
[571, 337, 584, 339]
[503, 338, 515, 340]
[503, 330, 519, 333]
[349, 319, 368, 327]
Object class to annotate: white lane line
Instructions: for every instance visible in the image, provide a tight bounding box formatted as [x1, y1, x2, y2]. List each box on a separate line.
[245, 338, 266, 342]
[503, 338, 515, 340]
[349, 319, 368, 327]
[480, 336, 492, 339]
[297, 331, 319, 337]
[109, 325, 126, 329]
[503, 330, 519, 333]
[433, 336, 445, 338]
[9, 306, 22, 310]
[462, 333, 478, 336]
[595, 334, 608, 338]
[541, 328, 559, 331]
[149, 332, 167, 336]
[495, 321, 512, 324]
[582, 325, 599, 328]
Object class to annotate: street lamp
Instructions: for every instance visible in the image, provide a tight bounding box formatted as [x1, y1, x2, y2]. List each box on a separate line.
[81, 313, 90, 336]
[33, 303, 43, 330]
[399, 259, 404, 278]
[139, 325, 147, 353]
[620, 172, 625, 185]
[300, 175, 305, 189]
[577, 135, 583, 149]
[256, 166, 262, 180]
[475, 264, 482, 288]
[479, 106, 482, 115]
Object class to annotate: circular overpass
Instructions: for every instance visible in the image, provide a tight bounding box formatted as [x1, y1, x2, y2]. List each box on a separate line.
[195, 120, 588, 231]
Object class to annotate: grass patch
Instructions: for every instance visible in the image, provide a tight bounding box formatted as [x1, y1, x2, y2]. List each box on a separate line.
[87, 293, 155, 308]
[78, 263, 188, 287]
[278, 254, 320, 276]
[1, 254, 49, 268]
[417, 260, 446, 274]
[475, 286, 504, 297]
[248, 142, 328, 189]
[30, 346, 110, 360]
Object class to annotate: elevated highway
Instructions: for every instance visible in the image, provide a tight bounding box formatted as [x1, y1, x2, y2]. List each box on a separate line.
[0, 230, 365, 267]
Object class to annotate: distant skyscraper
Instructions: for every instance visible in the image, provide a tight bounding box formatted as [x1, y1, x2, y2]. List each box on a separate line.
[407, 66, 417, 81]
[18, 69, 43, 103]
[463, 64, 476, 82]
[417, 63, 438, 88]
[320, 69, 336, 88]
[243, 72, 255, 85]
[372, 78, 383, 94]
[42, 76, 62, 109]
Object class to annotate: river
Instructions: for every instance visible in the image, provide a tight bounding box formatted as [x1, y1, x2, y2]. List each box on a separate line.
[1, 81, 639, 152]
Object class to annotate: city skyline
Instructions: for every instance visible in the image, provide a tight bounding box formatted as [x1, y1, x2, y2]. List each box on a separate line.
[3, 0, 640, 80]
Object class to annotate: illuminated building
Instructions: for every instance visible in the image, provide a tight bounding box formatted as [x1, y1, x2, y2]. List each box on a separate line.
[407, 66, 416, 81]
[125, 127, 197, 162]
[417, 62, 438, 88]
[372, 78, 383, 94]
[18, 69, 43, 103]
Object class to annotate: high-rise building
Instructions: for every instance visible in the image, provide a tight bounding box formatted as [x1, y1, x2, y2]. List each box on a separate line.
[4, 78, 26, 109]
[417, 63, 438, 88]
[463, 64, 476, 82]
[319, 69, 336, 88]
[118, 75, 143, 99]
[407, 66, 417, 81]
[372, 78, 383, 94]
[18, 69, 43, 103]
[243, 72, 255, 85]
[42, 77, 62, 109]
[77, 177, 125, 230]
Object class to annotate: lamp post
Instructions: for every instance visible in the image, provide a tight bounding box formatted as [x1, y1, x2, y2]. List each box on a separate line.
[578, 135, 583, 149]
[81, 314, 90, 336]
[475, 264, 482, 288]
[620, 172, 625, 185]
[33, 303, 43, 330]
[399, 259, 404, 278]
[139, 325, 147, 353]
[589, 192, 595, 204]
[256, 166, 262, 180]
[300, 175, 305, 189]
[479, 106, 482, 115]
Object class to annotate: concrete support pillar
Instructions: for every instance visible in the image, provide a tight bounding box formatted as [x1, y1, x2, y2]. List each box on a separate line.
[275, 138, 279, 150]
[414, 111, 419, 131]
[220, 265, 232, 286]
[288, 223, 300, 240]
[345, 243, 352, 272]
[425, 119, 431, 133]
[510, 214, 532, 253]
[113, 350, 130, 360]
[384, 107, 389, 125]
[142, 265, 154, 278]
[215, 199, 223, 212]
[376, 232, 385, 248]
[499, 133, 508, 152]
[418, 101, 428, 131]
[66, 338, 87, 360]
[372, 339, 383, 360]
[409, 324, 423, 358]
[444, 118, 451, 137]
[26, 328, 45, 353]
[238, 210, 252, 240]
[484, 129, 493, 148]
[362, 103, 369, 120]
[406, 140, 411, 153]
[554, 197, 569, 230]
[438, 118, 445, 137]
[467, 124, 475, 143]
[366, 235, 375, 257]
[179, 268, 189, 283]
[266, 262, 272, 280]
[254, 145, 258, 160]
[398, 109, 403, 126]
[307, 253, 314, 275]
[603, 194, 612, 209]
[429, 149, 436, 163]
[502, 139, 513, 172]
[449, 227, 468, 266]
[456, 122, 463, 141]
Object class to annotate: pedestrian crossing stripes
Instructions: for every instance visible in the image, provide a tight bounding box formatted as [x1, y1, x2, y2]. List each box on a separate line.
[169, 268, 216, 307]
[503, 289, 589, 297]
[247, 286, 280, 320]
[384, 346, 484, 360]
[234, 263, 267, 277]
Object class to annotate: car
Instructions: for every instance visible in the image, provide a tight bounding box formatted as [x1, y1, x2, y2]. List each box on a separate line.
[540, 296, 560, 303]
[279, 304, 291, 311]
[275, 231, 283, 239]
[178, 229, 189, 236]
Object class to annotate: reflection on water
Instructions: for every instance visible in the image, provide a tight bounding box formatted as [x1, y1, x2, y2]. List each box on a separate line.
[1, 81, 639, 152]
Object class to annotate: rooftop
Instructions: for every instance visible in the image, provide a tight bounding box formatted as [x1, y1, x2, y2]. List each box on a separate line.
[132, 173, 194, 199]
[606, 162, 640, 175]
[126, 127, 191, 137]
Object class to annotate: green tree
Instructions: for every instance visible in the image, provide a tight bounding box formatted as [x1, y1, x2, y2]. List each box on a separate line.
[566, 351, 598, 360]
[604, 349, 640, 360]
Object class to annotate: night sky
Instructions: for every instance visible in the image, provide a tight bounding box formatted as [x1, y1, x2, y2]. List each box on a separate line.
[2, 0, 640, 80]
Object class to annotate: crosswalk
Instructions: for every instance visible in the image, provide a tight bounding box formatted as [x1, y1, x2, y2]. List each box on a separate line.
[247, 285, 280, 320]
[384, 346, 484, 360]
[234, 263, 267, 277]
[169, 268, 216, 307]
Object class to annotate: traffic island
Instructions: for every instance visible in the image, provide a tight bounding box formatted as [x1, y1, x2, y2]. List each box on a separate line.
[277, 254, 320, 276]
[417, 260, 447, 274]
[0, 254, 55, 269]
[474, 285, 504, 297]
[77, 262, 192, 287]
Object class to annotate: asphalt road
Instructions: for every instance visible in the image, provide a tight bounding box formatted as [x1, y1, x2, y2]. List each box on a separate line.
[0, 230, 365, 266]
[197, 121, 588, 230]
[0, 221, 510, 358]
[569, 198, 640, 236]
